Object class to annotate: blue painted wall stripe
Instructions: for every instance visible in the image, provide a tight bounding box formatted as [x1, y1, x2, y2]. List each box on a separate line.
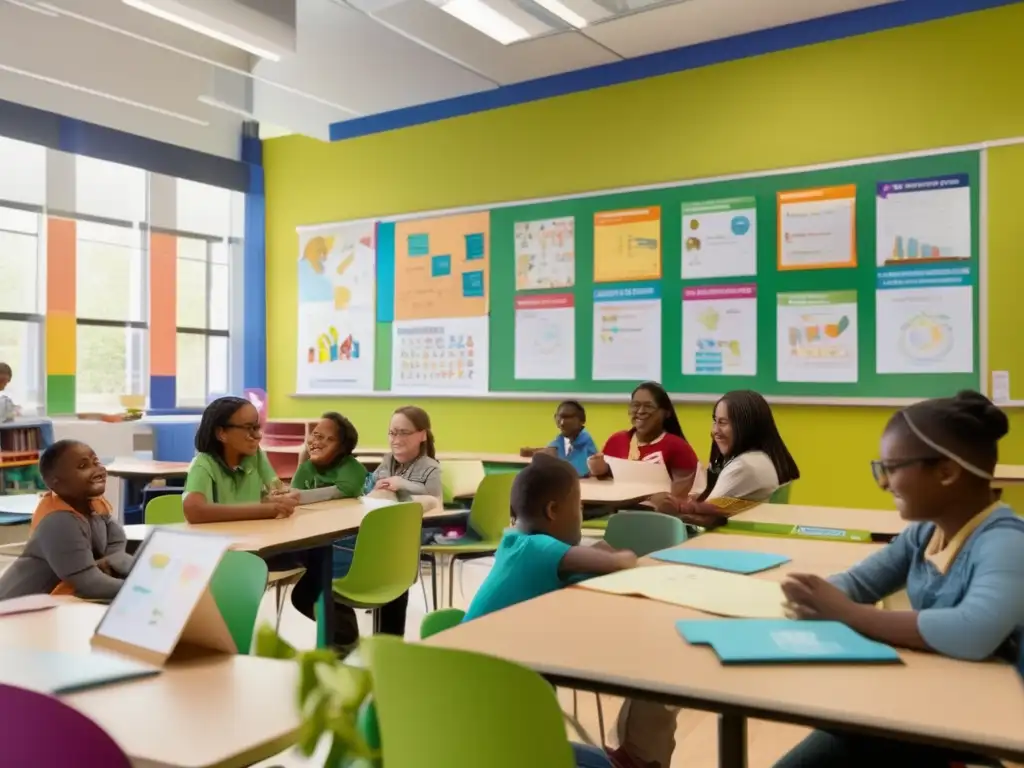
[329, 0, 1019, 142]
[242, 134, 267, 393]
[150, 375, 177, 410]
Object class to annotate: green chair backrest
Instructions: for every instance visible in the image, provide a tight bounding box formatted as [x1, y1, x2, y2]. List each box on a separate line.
[605, 510, 686, 557]
[467, 472, 516, 542]
[419, 609, 466, 639]
[441, 460, 487, 505]
[770, 482, 793, 504]
[338, 502, 423, 603]
[144, 494, 185, 524]
[363, 636, 574, 768]
[209, 551, 268, 654]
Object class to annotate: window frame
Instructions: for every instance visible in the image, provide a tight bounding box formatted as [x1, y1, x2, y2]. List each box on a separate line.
[0, 201, 45, 414]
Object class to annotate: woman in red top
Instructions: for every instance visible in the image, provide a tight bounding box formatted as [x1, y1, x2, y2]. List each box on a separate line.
[587, 382, 698, 494]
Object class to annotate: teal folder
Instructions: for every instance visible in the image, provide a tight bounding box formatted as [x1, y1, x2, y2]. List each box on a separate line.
[0, 648, 161, 694]
[677, 619, 902, 664]
[650, 548, 791, 574]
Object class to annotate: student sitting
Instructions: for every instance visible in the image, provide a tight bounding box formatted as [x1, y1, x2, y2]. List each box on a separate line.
[0, 361, 19, 422]
[290, 412, 367, 499]
[367, 406, 442, 511]
[587, 382, 698, 495]
[522, 400, 598, 477]
[0, 440, 133, 601]
[773, 390, 1024, 767]
[653, 389, 800, 528]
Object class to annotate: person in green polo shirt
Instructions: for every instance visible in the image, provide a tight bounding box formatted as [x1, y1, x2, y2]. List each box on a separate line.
[183, 396, 299, 523]
[290, 412, 367, 498]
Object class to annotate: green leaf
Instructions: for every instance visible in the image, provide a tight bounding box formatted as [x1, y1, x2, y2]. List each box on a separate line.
[837, 315, 850, 335]
[253, 623, 298, 660]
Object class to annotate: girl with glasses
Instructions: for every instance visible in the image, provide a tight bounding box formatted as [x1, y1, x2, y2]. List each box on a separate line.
[367, 405, 442, 510]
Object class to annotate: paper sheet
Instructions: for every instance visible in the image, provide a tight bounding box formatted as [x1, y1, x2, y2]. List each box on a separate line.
[576, 564, 787, 618]
[605, 456, 672, 492]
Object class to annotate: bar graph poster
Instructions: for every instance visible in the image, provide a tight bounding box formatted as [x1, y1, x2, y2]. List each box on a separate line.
[681, 284, 757, 376]
[593, 207, 662, 283]
[295, 222, 376, 394]
[875, 175, 971, 267]
[394, 211, 489, 320]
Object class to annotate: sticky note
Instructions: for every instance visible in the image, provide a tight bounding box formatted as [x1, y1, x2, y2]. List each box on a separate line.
[465, 233, 485, 260]
[407, 234, 430, 256]
[431, 255, 451, 277]
[462, 270, 484, 298]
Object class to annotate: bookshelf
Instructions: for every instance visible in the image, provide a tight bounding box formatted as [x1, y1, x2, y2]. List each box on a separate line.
[0, 420, 53, 497]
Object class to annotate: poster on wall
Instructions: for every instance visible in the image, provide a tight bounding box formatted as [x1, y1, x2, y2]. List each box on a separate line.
[391, 317, 489, 395]
[592, 283, 661, 381]
[776, 290, 859, 383]
[593, 207, 662, 283]
[514, 217, 575, 291]
[777, 186, 857, 271]
[514, 294, 575, 380]
[681, 284, 757, 376]
[875, 267, 973, 374]
[393, 212, 489, 321]
[681, 198, 757, 280]
[875, 175, 971, 267]
[295, 222, 376, 394]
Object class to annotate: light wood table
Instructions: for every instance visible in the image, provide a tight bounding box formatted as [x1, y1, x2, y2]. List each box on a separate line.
[427, 534, 1024, 768]
[725, 503, 907, 541]
[104, 458, 192, 525]
[0, 602, 300, 768]
[994, 464, 1024, 487]
[351, 447, 530, 465]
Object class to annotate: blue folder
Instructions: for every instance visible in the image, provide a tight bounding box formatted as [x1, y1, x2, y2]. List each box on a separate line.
[650, 548, 791, 574]
[0, 512, 31, 526]
[0, 648, 161, 694]
[677, 619, 902, 664]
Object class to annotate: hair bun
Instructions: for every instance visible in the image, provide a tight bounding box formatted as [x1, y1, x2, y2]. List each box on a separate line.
[953, 390, 1009, 441]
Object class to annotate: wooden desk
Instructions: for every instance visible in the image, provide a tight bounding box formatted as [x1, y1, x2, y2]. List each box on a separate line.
[104, 459, 191, 478]
[994, 464, 1024, 487]
[726, 503, 906, 540]
[428, 534, 1024, 768]
[351, 447, 529, 465]
[0, 602, 299, 768]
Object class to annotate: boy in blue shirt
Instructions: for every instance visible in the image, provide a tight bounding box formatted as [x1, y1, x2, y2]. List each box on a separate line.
[521, 400, 598, 477]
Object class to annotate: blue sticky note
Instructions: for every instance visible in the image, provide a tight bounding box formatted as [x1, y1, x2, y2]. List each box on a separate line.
[650, 548, 790, 574]
[407, 234, 430, 256]
[677, 619, 902, 664]
[431, 254, 451, 277]
[462, 270, 484, 297]
[377, 222, 396, 323]
[465, 233, 485, 260]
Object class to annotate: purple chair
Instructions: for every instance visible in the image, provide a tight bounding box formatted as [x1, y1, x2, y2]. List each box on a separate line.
[0, 684, 131, 766]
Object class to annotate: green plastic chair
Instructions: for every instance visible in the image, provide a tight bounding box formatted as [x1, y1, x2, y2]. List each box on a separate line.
[441, 460, 486, 506]
[581, 515, 612, 530]
[605, 510, 687, 557]
[421, 472, 516, 609]
[419, 608, 465, 639]
[144, 494, 185, 524]
[770, 482, 793, 504]
[332, 502, 424, 634]
[362, 635, 575, 768]
[209, 551, 268, 654]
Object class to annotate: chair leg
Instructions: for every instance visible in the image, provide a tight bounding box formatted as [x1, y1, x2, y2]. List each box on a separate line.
[429, 555, 439, 611]
[371, 608, 381, 634]
[418, 558, 430, 612]
[596, 694, 606, 747]
[274, 583, 286, 632]
[572, 689, 578, 718]
[447, 556, 459, 607]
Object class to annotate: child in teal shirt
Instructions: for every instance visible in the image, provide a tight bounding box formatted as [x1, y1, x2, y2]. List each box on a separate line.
[290, 412, 367, 498]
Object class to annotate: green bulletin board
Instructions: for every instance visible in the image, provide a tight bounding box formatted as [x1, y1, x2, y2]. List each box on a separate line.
[488, 150, 981, 400]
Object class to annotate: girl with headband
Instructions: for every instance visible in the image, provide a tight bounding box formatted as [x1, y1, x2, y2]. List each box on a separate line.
[775, 390, 1024, 767]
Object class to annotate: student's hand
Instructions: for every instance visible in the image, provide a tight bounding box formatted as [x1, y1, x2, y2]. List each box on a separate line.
[270, 488, 300, 502]
[375, 477, 401, 492]
[519, 447, 536, 458]
[538, 446, 558, 458]
[265, 495, 298, 519]
[95, 558, 115, 576]
[781, 573, 857, 621]
[613, 550, 638, 570]
[587, 453, 608, 477]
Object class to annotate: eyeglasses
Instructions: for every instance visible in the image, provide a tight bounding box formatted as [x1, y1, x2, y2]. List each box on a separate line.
[628, 402, 658, 414]
[310, 432, 336, 443]
[388, 429, 418, 439]
[224, 422, 262, 436]
[870, 457, 940, 484]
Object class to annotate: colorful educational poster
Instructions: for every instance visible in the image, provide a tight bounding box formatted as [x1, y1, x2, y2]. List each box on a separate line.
[592, 282, 661, 381]
[777, 186, 857, 271]
[514, 217, 575, 291]
[593, 207, 662, 283]
[296, 222, 376, 394]
[514, 294, 575, 380]
[391, 316, 489, 394]
[876, 175, 971, 267]
[876, 267, 973, 374]
[681, 284, 757, 376]
[776, 291, 859, 383]
[394, 212, 489, 320]
[681, 198, 757, 280]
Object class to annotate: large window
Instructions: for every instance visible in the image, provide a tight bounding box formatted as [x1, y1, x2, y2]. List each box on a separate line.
[0, 205, 43, 413]
[176, 236, 230, 407]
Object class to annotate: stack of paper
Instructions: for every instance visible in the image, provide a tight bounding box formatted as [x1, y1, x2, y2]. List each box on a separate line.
[604, 456, 672, 492]
[650, 549, 791, 574]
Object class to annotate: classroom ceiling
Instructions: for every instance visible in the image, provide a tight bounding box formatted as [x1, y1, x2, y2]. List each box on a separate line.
[0, 0, 907, 154]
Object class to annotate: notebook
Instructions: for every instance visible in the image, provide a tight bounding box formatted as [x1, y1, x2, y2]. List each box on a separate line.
[650, 548, 791, 574]
[677, 619, 902, 664]
[0, 594, 64, 617]
[604, 456, 672, 492]
[0, 648, 161, 694]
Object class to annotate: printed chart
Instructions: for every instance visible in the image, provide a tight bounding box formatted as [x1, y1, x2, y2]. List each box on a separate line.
[777, 186, 857, 271]
[296, 304, 375, 393]
[593, 208, 662, 283]
[392, 316, 489, 394]
[876, 175, 971, 267]
[514, 294, 575, 380]
[514, 217, 575, 291]
[876, 268, 973, 374]
[777, 291, 859, 383]
[592, 283, 661, 381]
[681, 198, 757, 280]
[681, 284, 757, 376]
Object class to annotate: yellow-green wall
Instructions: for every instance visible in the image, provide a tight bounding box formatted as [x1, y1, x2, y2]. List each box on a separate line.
[264, 4, 1024, 510]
